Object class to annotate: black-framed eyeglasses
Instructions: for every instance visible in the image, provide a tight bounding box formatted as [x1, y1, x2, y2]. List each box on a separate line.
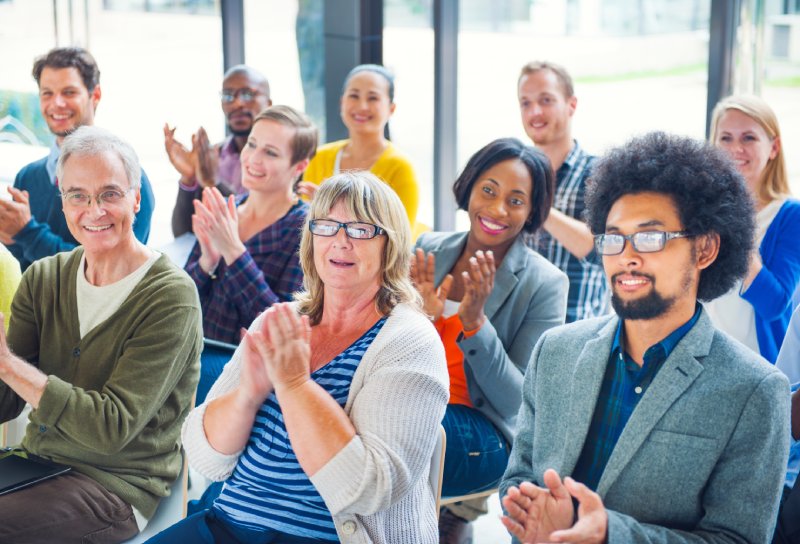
[60, 188, 134, 208]
[309, 219, 386, 240]
[220, 89, 262, 103]
[594, 230, 693, 256]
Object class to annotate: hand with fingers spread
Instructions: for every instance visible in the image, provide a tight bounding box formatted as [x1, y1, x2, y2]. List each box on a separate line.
[163, 123, 197, 182]
[549, 477, 608, 543]
[247, 303, 312, 396]
[192, 187, 246, 273]
[410, 248, 453, 322]
[458, 249, 495, 331]
[194, 127, 219, 189]
[501, 469, 575, 543]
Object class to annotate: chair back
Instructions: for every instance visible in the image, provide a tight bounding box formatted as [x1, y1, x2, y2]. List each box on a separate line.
[429, 425, 446, 516]
[123, 455, 189, 543]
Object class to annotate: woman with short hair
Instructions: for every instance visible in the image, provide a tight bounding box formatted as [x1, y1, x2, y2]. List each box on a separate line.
[413, 138, 568, 541]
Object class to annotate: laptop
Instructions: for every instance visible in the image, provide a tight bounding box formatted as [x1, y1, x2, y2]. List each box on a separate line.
[0, 448, 71, 496]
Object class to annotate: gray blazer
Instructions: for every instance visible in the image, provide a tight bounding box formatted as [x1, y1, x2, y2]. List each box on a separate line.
[416, 231, 568, 443]
[501, 310, 791, 543]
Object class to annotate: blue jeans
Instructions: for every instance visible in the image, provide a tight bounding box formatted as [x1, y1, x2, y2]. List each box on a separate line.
[144, 508, 334, 544]
[441, 404, 509, 497]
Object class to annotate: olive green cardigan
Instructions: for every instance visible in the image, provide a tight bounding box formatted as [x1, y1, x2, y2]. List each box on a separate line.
[0, 248, 202, 519]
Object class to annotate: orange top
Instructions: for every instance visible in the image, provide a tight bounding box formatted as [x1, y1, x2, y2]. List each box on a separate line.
[433, 314, 480, 407]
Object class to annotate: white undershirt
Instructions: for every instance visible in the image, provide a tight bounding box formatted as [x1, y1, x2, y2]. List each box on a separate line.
[705, 199, 785, 354]
[442, 299, 459, 319]
[75, 249, 159, 530]
[333, 147, 343, 174]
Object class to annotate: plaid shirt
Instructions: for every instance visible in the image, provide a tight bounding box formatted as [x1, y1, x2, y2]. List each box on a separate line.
[185, 200, 308, 345]
[571, 306, 702, 491]
[531, 141, 607, 323]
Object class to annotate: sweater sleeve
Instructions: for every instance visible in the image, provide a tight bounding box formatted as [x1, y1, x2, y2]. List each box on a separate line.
[310, 309, 449, 516]
[171, 183, 203, 237]
[19, 282, 202, 456]
[11, 219, 77, 265]
[742, 202, 800, 320]
[499, 333, 549, 500]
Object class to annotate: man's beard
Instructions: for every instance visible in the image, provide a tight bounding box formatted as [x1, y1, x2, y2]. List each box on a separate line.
[52, 124, 82, 139]
[227, 113, 254, 138]
[610, 271, 676, 320]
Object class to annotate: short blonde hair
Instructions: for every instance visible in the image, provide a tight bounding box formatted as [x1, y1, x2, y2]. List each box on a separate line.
[253, 105, 318, 165]
[295, 171, 420, 324]
[710, 94, 790, 202]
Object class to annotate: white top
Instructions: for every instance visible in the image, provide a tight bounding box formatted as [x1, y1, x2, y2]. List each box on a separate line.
[182, 302, 449, 544]
[76, 251, 159, 338]
[705, 199, 785, 353]
[442, 299, 459, 318]
[75, 249, 159, 530]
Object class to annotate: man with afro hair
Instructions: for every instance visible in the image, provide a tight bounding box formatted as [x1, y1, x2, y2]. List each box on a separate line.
[500, 131, 790, 543]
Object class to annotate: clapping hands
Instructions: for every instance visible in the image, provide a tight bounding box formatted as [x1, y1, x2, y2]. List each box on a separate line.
[192, 187, 245, 274]
[242, 303, 312, 398]
[411, 248, 453, 322]
[163, 124, 219, 188]
[501, 469, 608, 544]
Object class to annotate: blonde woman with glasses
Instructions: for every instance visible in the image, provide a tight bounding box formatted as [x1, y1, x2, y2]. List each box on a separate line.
[150, 172, 448, 544]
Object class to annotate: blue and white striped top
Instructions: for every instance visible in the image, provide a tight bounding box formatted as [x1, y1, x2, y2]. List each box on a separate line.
[213, 317, 387, 540]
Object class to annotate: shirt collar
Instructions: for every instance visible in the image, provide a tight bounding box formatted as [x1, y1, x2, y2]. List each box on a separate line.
[45, 142, 61, 186]
[219, 135, 239, 158]
[561, 139, 583, 171]
[612, 303, 703, 363]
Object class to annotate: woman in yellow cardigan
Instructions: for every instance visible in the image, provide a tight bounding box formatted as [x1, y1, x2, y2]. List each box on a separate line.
[299, 64, 423, 238]
[0, 245, 20, 331]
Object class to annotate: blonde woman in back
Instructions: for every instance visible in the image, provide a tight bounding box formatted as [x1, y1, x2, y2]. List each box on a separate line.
[706, 95, 800, 363]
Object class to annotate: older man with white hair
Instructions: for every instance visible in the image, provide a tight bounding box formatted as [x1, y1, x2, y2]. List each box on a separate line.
[0, 126, 201, 544]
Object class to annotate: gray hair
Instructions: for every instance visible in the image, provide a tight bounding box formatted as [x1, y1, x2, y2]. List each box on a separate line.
[56, 126, 141, 190]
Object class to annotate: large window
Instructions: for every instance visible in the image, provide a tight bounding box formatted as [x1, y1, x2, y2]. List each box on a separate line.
[457, 0, 711, 164]
[761, 0, 800, 193]
[384, 0, 435, 229]
[0, 0, 224, 247]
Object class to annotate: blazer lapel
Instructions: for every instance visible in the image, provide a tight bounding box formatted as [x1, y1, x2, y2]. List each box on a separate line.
[431, 233, 467, 287]
[484, 237, 526, 320]
[561, 316, 619, 473]
[595, 311, 714, 496]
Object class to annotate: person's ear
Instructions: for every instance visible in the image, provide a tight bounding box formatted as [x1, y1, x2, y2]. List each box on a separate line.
[90, 84, 102, 111]
[294, 158, 310, 177]
[695, 232, 720, 270]
[389, 102, 397, 116]
[769, 136, 780, 161]
[567, 95, 577, 117]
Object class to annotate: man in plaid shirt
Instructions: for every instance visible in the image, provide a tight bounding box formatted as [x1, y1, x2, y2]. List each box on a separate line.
[517, 61, 607, 322]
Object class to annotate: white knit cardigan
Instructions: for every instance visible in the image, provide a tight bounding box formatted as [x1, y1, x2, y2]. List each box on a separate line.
[182, 302, 449, 544]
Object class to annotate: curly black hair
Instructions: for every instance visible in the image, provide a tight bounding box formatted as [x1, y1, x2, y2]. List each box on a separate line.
[452, 138, 555, 234]
[585, 131, 755, 302]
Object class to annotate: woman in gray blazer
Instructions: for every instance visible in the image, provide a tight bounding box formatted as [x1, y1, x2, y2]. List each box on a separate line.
[412, 138, 568, 537]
